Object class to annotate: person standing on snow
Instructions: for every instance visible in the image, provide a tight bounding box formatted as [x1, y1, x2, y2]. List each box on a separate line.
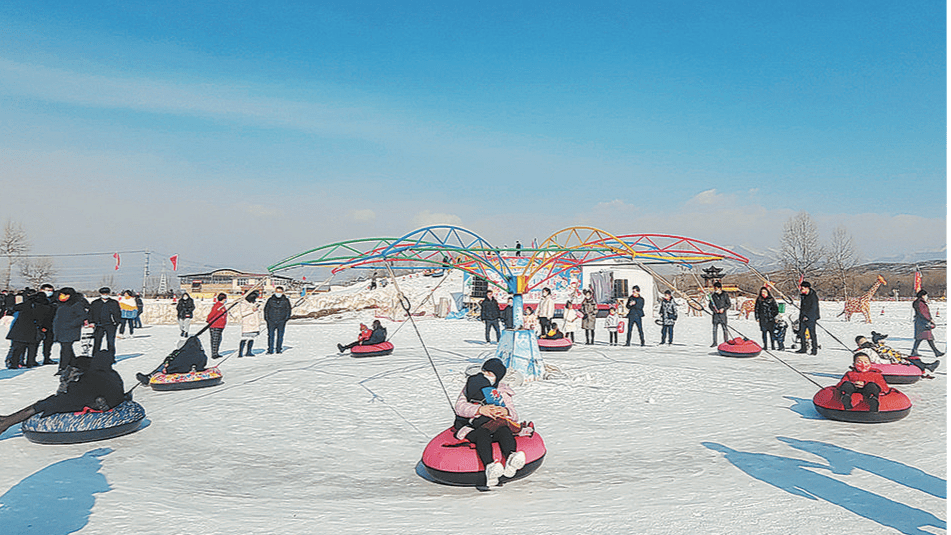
[911, 289, 944, 358]
[88, 287, 121, 354]
[480, 290, 502, 344]
[581, 290, 598, 345]
[176, 292, 195, 338]
[754, 287, 779, 350]
[796, 281, 820, 355]
[537, 288, 555, 337]
[264, 286, 292, 354]
[236, 290, 262, 357]
[206, 293, 228, 359]
[624, 286, 645, 347]
[658, 290, 678, 345]
[709, 282, 731, 347]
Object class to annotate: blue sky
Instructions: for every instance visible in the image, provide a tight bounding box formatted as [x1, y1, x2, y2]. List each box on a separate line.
[0, 1, 945, 286]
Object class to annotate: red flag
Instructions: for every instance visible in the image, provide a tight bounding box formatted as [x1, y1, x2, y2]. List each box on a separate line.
[170, 255, 179, 271]
[796, 273, 804, 288]
[914, 269, 922, 294]
[113, 252, 120, 270]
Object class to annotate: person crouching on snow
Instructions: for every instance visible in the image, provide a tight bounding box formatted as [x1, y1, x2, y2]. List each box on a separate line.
[453, 358, 527, 487]
[337, 320, 386, 353]
[541, 323, 565, 340]
[0, 348, 126, 435]
[835, 352, 889, 412]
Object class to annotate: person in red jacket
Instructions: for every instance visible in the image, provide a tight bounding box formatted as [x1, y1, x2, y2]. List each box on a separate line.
[835, 352, 889, 412]
[206, 293, 228, 359]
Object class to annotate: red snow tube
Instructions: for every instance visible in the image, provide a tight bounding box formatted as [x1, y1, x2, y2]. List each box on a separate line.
[538, 338, 573, 352]
[350, 341, 394, 358]
[717, 337, 761, 358]
[420, 427, 546, 486]
[870, 363, 922, 385]
[812, 385, 911, 423]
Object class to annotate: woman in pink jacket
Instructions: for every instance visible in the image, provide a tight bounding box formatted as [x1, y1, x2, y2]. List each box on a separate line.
[453, 358, 526, 487]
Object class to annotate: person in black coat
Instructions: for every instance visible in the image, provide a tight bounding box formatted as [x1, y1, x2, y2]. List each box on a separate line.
[88, 287, 121, 354]
[52, 287, 90, 373]
[0, 348, 126, 435]
[501, 297, 514, 330]
[176, 292, 196, 337]
[624, 286, 645, 346]
[709, 282, 731, 347]
[5, 291, 41, 368]
[263, 287, 293, 354]
[754, 287, 780, 350]
[337, 320, 387, 352]
[133, 293, 144, 328]
[796, 281, 820, 354]
[36, 284, 57, 365]
[480, 290, 501, 343]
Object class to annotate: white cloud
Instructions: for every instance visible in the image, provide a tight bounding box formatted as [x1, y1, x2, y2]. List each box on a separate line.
[349, 209, 376, 222]
[410, 210, 463, 228]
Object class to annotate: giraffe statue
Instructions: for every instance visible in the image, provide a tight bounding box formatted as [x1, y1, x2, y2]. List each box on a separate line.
[837, 275, 886, 323]
[740, 298, 755, 319]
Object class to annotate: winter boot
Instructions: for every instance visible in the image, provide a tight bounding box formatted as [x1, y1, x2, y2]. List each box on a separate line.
[484, 462, 504, 487]
[503, 451, 526, 478]
[337, 343, 345, 353]
[927, 360, 940, 372]
[246, 340, 254, 356]
[840, 392, 853, 410]
[238, 340, 247, 357]
[866, 396, 879, 413]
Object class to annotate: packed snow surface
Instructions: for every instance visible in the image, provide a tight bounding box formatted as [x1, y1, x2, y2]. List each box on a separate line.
[0, 277, 945, 534]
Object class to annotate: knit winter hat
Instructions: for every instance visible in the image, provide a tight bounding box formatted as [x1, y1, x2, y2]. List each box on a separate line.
[481, 358, 507, 385]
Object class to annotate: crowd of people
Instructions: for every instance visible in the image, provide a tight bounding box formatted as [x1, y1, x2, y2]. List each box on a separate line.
[1, 285, 145, 371]
[476, 280, 944, 360]
[0, 284, 299, 369]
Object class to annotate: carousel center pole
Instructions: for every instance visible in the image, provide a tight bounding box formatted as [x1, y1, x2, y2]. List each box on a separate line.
[495, 275, 544, 381]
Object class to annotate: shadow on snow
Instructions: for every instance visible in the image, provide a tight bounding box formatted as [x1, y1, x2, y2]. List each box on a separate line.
[783, 396, 823, 420]
[0, 447, 113, 534]
[703, 439, 946, 535]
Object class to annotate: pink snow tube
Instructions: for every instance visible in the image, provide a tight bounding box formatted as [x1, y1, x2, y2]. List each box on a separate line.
[420, 427, 546, 486]
[717, 337, 762, 358]
[538, 338, 573, 352]
[870, 363, 922, 385]
[350, 341, 394, 358]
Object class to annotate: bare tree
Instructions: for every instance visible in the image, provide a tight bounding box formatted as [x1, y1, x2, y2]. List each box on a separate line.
[779, 212, 824, 289]
[0, 220, 31, 289]
[20, 257, 57, 288]
[825, 225, 859, 299]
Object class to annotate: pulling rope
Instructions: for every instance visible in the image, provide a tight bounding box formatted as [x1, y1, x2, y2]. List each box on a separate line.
[385, 269, 452, 342]
[128, 279, 267, 395]
[746, 265, 853, 353]
[383, 261, 456, 413]
[635, 262, 823, 389]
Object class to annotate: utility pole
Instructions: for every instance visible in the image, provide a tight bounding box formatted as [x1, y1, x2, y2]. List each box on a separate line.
[142, 250, 150, 296]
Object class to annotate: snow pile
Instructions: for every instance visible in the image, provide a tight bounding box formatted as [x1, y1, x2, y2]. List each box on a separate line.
[140, 271, 463, 325]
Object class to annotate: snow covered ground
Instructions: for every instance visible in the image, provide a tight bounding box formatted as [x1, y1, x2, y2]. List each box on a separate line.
[0, 278, 945, 535]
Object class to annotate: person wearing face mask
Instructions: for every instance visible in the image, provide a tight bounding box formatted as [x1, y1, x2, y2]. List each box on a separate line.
[264, 286, 292, 354]
[453, 358, 526, 488]
[52, 287, 91, 374]
[88, 287, 122, 354]
[35, 284, 57, 365]
[176, 292, 195, 338]
[834, 352, 889, 412]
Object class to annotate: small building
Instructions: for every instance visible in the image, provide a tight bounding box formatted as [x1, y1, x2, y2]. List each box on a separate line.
[179, 269, 299, 299]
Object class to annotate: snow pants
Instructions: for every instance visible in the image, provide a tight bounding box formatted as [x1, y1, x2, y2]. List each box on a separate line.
[466, 425, 517, 468]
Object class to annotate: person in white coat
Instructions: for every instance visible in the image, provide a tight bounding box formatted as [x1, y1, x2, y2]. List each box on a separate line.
[561, 301, 580, 342]
[235, 291, 262, 357]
